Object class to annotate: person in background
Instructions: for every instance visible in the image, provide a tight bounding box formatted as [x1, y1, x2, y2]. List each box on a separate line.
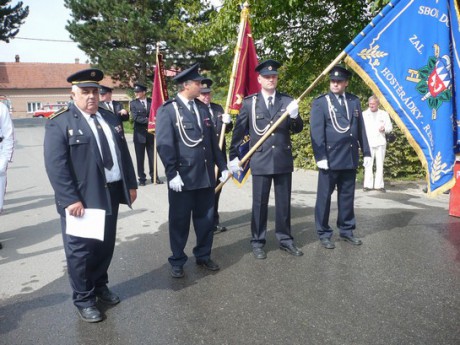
[0, 101, 14, 249]
[156, 63, 230, 278]
[198, 78, 232, 233]
[44, 68, 138, 323]
[130, 83, 163, 185]
[310, 65, 371, 249]
[99, 85, 129, 121]
[228, 59, 304, 260]
[362, 95, 393, 192]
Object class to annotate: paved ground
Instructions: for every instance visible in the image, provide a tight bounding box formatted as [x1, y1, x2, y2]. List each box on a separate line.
[1, 118, 459, 345]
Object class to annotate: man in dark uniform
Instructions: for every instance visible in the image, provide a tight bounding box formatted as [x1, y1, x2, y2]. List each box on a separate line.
[44, 68, 138, 322]
[99, 85, 129, 121]
[156, 64, 230, 278]
[310, 65, 371, 249]
[198, 78, 233, 233]
[129, 83, 163, 185]
[228, 59, 304, 260]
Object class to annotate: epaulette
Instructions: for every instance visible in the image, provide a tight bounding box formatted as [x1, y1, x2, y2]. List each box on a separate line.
[49, 105, 69, 119]
[315, 93, 327, 100]
[244, 93, 258, 99]
[163, 99, 175, 105]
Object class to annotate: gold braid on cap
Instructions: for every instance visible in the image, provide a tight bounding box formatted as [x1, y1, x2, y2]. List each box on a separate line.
[71, 80, 100, 85]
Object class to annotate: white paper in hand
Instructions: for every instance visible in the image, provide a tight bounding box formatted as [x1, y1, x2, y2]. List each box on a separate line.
[65, 208, 106, 241]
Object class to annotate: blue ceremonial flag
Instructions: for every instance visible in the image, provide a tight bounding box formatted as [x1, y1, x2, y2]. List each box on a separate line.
[344, 0, 460, 195]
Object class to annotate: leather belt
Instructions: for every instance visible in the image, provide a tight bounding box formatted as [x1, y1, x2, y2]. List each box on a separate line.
[106, 180, 122, 188]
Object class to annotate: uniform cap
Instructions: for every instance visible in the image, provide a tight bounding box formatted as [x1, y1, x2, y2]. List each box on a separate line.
[255, 59, 281, 76]
[173, 63, 204, 84]
[329, 65, 352, 81]
[200, 78, 213, 93]
[67, 68, 104, 88]
[99, 85, 113, 94]
[133, 83, 147, 92]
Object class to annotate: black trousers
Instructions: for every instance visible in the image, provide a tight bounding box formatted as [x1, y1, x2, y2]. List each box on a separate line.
[251, 173, 293, 248]
[167, 187, 214, 267]
[60, 181, 122, 308]
[315, 169, 356, 239]
[134, 133, 154, 182]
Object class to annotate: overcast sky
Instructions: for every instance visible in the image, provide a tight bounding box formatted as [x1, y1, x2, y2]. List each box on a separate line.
[0, 0, 222, 64]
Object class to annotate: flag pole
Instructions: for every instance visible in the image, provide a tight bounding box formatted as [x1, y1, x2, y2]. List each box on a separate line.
[216, 51, 347, 192]
[152, 43, 160, 184]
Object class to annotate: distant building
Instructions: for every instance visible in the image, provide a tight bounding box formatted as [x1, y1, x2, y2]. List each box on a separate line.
[0, 56, 129, 118]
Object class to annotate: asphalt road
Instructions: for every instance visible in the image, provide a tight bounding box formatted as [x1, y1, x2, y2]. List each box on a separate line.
[1, 118, 459, 345]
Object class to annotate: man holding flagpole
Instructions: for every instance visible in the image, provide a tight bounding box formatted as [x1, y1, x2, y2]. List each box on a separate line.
[228, 59, 304, 260]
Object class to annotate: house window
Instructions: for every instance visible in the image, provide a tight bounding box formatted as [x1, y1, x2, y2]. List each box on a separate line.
[27, 102, 42, 113]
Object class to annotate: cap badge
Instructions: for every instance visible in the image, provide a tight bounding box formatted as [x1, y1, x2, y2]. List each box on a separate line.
[334, 71, 339, 76]
[268, 66, 273, 71]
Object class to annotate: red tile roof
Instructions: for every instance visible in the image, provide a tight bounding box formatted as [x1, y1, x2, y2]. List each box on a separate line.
[0, 62, 119, 89]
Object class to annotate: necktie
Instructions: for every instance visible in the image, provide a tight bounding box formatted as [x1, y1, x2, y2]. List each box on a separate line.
[90, 114, 114, 170]
[209, 105, 216, 126]
[338, 95, 344, 106]
[268, 96, 274, 111]
[189, 100, 201, 129]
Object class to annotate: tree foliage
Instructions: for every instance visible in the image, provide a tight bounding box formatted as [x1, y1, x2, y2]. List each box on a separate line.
[0, 0, 29, 43]
[64, 0, 215, 87]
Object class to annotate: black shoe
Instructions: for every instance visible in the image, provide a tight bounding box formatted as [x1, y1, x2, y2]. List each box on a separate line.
[320, 238, 335, 249]
[76, 306, 103, 323]
[280, 243, 304, 256]
[170, 265, 184, 278]
[252, 247, 267, 259]
[214, 225, 227, 233]
[378, 188, 386, 193]
[340, 234, 363, 245]
[0, 242, 2, 250]
[151, 178, 164, 184]
[138, 180, 146, 186]
[196, 259, 220, 271]
[96, 289, 120, 305]
[363, 187, 372, 192]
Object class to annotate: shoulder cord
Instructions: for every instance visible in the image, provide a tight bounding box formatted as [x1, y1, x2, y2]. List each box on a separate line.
[251, 96, 270, 136]
[172, 101, 203, 148]
[325, 95, 350, 134]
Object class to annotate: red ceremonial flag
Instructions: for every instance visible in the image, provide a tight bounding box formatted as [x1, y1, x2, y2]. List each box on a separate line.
[223, 3, 260, 187]
[148, 51, 169, 132]
[226, 5, 260, 115]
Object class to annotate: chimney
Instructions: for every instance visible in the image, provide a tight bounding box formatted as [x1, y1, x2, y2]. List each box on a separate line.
[15, 54, 20, 63]
[75, 58, 80, 64]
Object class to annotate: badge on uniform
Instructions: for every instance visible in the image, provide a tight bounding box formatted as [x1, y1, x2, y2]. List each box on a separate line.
[354, 109, 360, 117]
[68, 129, 74, 136]
[204, 117, 212, 127]
[115, 125, 123, 133]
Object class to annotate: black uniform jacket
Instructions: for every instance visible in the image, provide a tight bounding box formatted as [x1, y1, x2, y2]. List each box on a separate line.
[156, 97, 227, 191]
[310, 91, 370, 170]
[99, 100, 129, 121]
[44, 104, 137, 216]
[229, 92, 303, 175]
[130, 98, 152, 144]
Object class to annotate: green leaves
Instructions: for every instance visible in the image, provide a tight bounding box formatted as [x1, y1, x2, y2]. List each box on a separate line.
[0, 0, 29, 42]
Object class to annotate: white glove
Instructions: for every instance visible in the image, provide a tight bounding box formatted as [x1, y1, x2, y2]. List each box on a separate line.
[363, 157, 372, 168]
[221, 113, 232, 124]
[219, 170, 231, 183]
[228, 157, 243, 174]
[286, 100, 299, 119]
[317, 159, 329, 170]
[169, 172, 184, 192]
